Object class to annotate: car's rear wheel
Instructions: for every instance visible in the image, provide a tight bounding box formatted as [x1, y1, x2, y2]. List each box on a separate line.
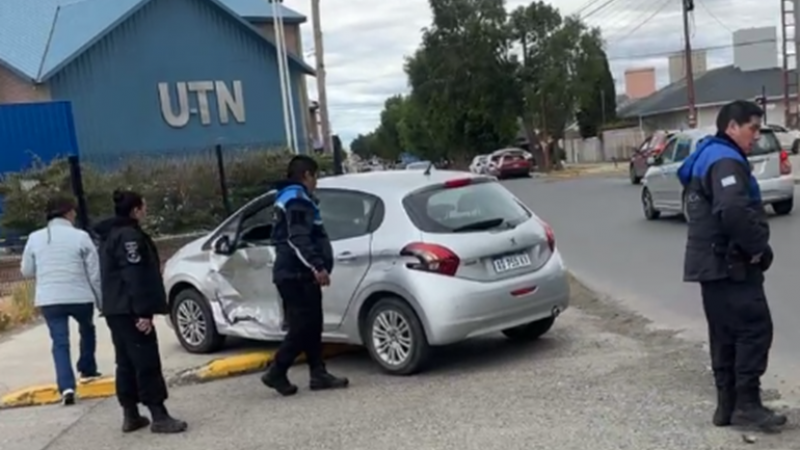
[792, 139, 800, 155]
[171, 288, 225, 354]
[642, 188, 660, 220]
[773, 198, 793, 216]
[502, 317, 555, 341]
[364, 297, 430, 376]
[630, 165, 641, 185]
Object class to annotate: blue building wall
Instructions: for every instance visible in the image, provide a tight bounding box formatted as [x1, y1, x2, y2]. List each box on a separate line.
[47, 0, 307, 161]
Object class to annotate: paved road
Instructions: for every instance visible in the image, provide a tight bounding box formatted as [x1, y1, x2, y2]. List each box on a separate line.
[6, 284, 795, 450]
[504, 175, 800, 388]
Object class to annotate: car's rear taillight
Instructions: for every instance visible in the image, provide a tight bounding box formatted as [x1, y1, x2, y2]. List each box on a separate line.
[538, 220, 556, 251]
[400, 242, 460, 276]
[780, 150, 792, 175]
[443, 178, 472, 189]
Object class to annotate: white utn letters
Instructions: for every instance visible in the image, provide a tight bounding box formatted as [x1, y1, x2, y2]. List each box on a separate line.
[215, 80, 246, 124]
[187, 81, 214, 125]
[158, 82, 190, 127]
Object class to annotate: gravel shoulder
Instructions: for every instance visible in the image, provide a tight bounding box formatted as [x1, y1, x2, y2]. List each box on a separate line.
[4, 276, 799, 450]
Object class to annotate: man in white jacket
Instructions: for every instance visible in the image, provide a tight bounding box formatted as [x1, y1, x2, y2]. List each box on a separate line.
[20, 195, 102, 405]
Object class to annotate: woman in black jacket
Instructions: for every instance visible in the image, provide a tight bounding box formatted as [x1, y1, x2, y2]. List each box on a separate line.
[95, 190, 187, 434]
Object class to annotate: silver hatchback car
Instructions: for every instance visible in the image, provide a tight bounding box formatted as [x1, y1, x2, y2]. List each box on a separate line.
[641, 127, 794, 219]
[163, 170, 569, 375]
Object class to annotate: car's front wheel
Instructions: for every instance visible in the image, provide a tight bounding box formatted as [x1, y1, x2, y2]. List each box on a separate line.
[364, 297, 430, 376]
[642, 188, 661, 220]
[773, 198, 793, 216]
[502, 317, 555, 341]
[171, 288, 225, 354]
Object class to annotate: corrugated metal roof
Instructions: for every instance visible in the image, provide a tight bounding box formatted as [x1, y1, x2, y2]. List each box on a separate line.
[619, 66, 798, 118]
[0, 0, 307, 82]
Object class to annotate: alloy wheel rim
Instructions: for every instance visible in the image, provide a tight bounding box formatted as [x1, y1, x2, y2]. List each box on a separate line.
[176, 299, 207, 346]
[643, 191, 653, 215]
[372, 310, 413, 366]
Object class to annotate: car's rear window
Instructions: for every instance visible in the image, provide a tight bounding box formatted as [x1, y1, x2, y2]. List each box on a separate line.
[752, 129, 781, 156]
[402, 180, 531, 233]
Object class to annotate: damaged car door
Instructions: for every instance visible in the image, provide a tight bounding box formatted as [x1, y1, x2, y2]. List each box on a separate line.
[207, 193, 284, 340]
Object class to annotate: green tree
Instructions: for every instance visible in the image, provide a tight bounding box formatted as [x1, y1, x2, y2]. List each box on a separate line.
[403, 0, 518, 162]
[349, 133, 378, 159]
[574, 28, 617, 139]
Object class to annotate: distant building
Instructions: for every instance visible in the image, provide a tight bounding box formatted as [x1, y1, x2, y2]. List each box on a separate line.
[624, 67, 656, 100]
[668, 50, 707, 84]
[619, 27, 791, 130]
[0, 0, 315, 159]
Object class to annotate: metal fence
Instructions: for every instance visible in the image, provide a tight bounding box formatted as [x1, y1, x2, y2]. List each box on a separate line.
[0, 141, 323, 296]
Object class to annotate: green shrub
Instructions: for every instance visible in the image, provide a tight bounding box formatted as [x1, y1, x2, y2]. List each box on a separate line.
[0, 149, 332, 237]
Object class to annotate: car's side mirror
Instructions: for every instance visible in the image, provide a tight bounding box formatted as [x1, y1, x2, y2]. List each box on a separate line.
[213, 235, 233, 255]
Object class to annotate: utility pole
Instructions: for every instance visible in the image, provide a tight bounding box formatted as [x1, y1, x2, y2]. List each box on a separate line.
[780, 0, 797, 128]
[681, 0, 697, 128]
[311, 0, 333, 154]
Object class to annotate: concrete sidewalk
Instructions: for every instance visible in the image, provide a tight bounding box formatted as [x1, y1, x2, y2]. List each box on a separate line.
[0, 314, 268, 399]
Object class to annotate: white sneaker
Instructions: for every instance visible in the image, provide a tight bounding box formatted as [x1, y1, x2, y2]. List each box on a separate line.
[61, 389, 76, 406]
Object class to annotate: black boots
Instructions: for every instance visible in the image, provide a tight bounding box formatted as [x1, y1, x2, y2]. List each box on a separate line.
[147, 404, 188, 434]
[309, 369, 349, 391]
[729, 388, 787, 431]
[122, 406, 150, 433]
[261, 367, 299, 396]
[712, 388, 736, 427]
[262, 363, 349, 396]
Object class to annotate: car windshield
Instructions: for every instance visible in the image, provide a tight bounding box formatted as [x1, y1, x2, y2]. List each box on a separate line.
[751, 129, 781, 156]
[403, 180, 531, 233]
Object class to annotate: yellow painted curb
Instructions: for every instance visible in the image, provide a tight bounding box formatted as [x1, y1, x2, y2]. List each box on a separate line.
[0, 344, 359, 409]
[193, 343, 359, 381]
[0, 376, 116, 409]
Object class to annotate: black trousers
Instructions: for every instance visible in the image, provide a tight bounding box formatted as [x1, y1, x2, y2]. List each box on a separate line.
[271, 279, 324, 374]
[106, 315, 168, 407]
[701, 279, 773, 391]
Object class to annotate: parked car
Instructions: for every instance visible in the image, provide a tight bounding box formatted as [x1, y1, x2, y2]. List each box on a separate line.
[487, 150, 532, 179]
[765, 124, 800, 155]
[163, 170, 569, 375]
[406, 161, 432, 170]
[629, 130, 674, 185]
[641, 127, 793, 220]
[469, 155, 490, 174]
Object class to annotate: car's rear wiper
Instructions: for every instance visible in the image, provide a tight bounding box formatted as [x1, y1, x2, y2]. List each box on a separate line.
[452, 218, 505, 232]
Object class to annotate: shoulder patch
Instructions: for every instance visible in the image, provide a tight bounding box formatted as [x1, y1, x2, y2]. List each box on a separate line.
[124, 241, 141, 264]
[720, 175, 737, 188]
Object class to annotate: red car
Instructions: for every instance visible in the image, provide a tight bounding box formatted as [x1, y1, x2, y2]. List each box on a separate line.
[629, 131, 673, 185]
[488, 151, 531, 179]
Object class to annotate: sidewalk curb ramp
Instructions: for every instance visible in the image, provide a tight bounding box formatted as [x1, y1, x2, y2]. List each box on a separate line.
[0, 344, 358, 409]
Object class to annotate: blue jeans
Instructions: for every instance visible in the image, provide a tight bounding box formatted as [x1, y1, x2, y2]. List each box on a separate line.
[40, 303, 98, 393]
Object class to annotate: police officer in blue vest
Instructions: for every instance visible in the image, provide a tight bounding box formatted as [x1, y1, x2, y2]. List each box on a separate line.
[678, 100, 785, 431]
[260, 155, 349, 396]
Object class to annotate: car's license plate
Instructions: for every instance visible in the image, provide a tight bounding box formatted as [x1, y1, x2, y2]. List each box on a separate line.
[492, 253, 532, 273]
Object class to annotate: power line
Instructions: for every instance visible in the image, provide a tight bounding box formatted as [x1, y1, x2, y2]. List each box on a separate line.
[608, 0, 673, 44]
[573, 0, 606, 17]
[607, 37, 778, 61]
[696, 0, 732, 32]
[581, 0, 622, 20]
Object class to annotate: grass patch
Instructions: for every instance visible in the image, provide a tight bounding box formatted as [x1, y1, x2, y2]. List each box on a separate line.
[0, 281, 38, 334]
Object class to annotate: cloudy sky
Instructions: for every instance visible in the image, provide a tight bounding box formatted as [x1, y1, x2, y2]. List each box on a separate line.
[285, 0, 782, 144]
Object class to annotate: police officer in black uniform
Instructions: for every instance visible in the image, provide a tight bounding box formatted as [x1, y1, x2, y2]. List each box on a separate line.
[260, 155, 349, 396]
[94, 190, 187, 434]
[677, 100, 786, 430]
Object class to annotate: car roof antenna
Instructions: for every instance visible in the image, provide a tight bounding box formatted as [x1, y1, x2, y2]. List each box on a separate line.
[423, 161, 433, 176]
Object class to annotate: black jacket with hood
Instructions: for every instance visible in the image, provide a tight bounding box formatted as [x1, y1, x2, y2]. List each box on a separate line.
[94, 217, 168, 317]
